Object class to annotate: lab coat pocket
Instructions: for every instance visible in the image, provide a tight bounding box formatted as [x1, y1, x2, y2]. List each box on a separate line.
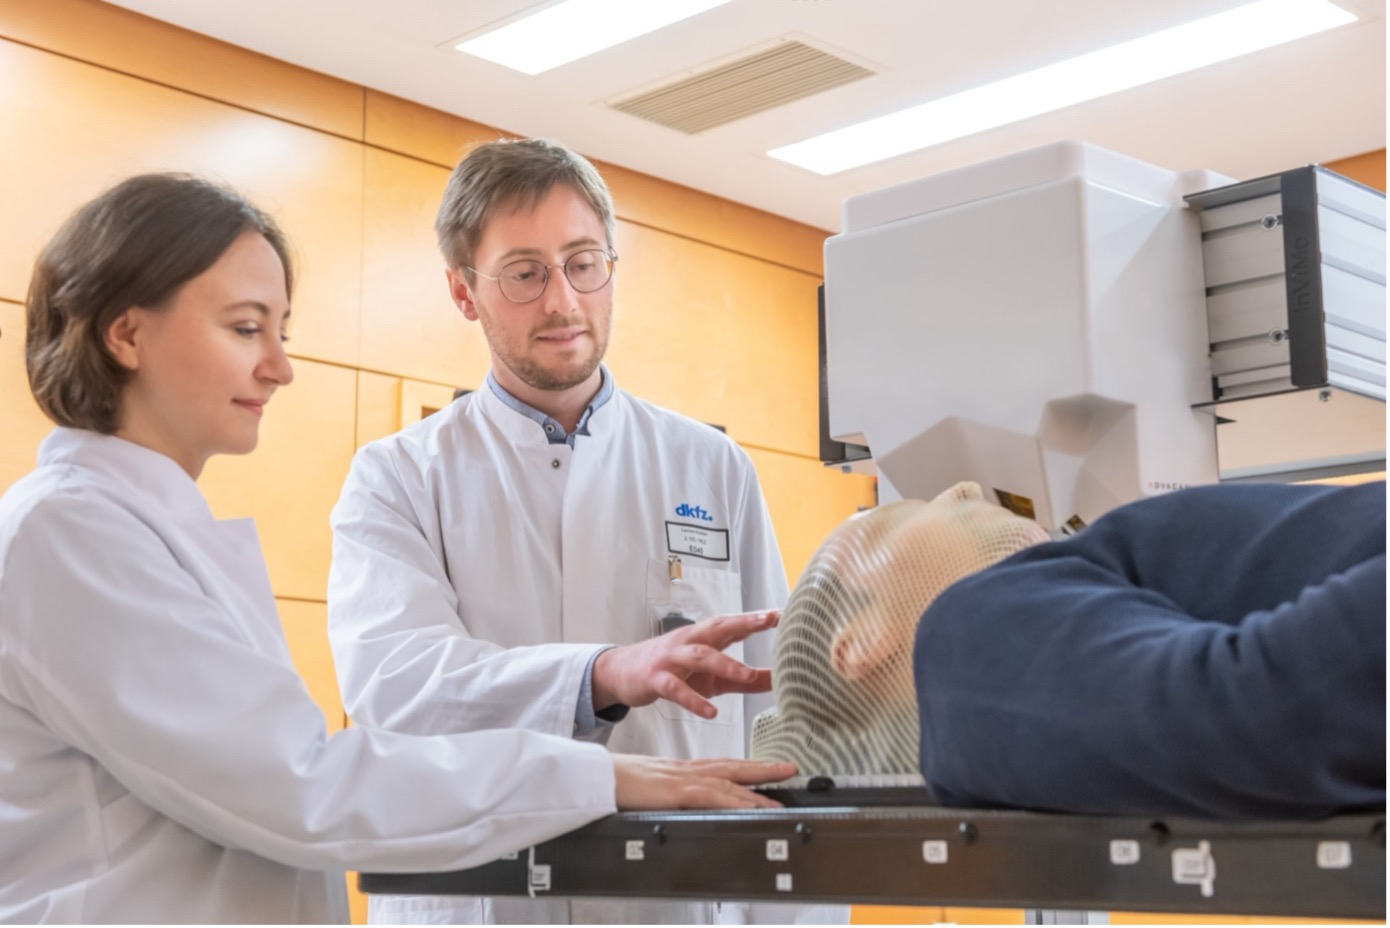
[646, 560, 743, 726]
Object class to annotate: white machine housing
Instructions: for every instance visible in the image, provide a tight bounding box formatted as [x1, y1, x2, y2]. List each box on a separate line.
[824, 142, 1229, 530]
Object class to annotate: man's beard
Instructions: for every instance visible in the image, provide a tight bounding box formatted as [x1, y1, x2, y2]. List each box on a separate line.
[480, 302, 612, 393]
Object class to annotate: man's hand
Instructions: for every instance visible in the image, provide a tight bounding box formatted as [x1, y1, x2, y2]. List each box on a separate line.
[612, 755, 796, 810]
[591, 610, 779, 719]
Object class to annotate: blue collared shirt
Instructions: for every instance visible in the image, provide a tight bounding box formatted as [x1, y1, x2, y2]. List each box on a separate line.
[485, 366, 614, 448]
[485, 366, 625, 739]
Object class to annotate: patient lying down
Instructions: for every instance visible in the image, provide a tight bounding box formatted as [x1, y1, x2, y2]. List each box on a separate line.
[754, 476, 1385, 819]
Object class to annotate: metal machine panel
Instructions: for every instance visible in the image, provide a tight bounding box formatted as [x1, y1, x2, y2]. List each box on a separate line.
[1187, 166, 1386, 480]
[360, 807, 1385, 920]
[1186, 165, 1387, 401]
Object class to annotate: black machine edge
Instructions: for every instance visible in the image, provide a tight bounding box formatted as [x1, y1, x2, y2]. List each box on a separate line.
[1278, 167, 1329, 388]
[818, 283, 871, 466]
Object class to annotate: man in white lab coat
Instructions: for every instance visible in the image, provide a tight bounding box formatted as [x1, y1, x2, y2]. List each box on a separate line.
[328, 138, 837, 923]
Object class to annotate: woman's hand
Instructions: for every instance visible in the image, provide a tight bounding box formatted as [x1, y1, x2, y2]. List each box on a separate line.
[612, 755, 795, 811]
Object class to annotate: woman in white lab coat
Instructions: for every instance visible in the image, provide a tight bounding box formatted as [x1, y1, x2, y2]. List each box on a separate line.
[0, 173, 792, 923]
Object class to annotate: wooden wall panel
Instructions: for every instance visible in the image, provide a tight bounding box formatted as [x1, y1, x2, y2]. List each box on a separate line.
[744, 446, 876, 586]
[0, 0, 364, 139]
[0, 38, 365, 368]
[851, 905, 946, 924]
[943, 907, 1027, 923]
[356, 370, 403, 448]
[597, 159, 827, 276]
[0, 301, 55, 496]
[277, 599, 345, 735]
[359, 148, 493, 387]
[1325, 148, 1386, 192]
[200, 359, 357, 602]
[402, 379, 461, 425]
[356, 372, 462, 449]
[347, 878, 368, 925]
[365, 89, 507, 168]
[607, 220, 822, 457]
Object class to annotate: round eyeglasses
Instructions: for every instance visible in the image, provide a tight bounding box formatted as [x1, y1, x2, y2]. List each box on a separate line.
[468, 249, 617, 304]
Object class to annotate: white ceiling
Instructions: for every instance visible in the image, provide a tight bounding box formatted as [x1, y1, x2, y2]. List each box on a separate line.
[102, 0, 1386, 232]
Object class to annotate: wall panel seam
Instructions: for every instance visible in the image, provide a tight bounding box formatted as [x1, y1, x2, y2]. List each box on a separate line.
[618, 218, 826, 278]
[0, 35, 368, 146]
[361, 141, 452, 169]
[274, 595, 328, 606]
[359, 138, 506, 175]
[354, 142, 368, 375]
[738, 441, 844, 464]
[282, 355, 442, 382]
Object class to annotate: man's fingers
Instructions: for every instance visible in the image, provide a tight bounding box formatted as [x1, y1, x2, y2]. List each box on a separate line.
[670, 643, 761, 689]
[611, 610, 777, 711]
[749, 668, 772, 692]
[683, 609, 779, 648]
[703, 667, 772, 696]
[653, 670, 718, 719]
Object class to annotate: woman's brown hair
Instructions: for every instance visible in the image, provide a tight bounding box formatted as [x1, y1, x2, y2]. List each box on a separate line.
[25, 173, 292, 433]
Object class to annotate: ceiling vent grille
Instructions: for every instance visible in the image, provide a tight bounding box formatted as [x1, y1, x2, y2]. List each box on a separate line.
[609, 41, 872, 134]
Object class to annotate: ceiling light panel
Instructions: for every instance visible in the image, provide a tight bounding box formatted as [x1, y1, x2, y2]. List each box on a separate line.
[769, 0, 1358, 175]
[455, 0, 734, 75]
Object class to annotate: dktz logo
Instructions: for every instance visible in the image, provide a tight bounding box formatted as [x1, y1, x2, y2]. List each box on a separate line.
[675, 503, 714, 522]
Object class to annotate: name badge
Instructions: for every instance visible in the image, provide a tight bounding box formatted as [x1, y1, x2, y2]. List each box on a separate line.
[665, 521, 730, 561]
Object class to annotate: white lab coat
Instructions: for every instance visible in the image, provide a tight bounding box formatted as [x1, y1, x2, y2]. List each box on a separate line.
[329, 380, 840, 924]
[0, 428, 616, 924]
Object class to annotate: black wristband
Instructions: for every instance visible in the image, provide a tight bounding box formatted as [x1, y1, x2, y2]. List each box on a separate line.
[595, 703, 631, 723]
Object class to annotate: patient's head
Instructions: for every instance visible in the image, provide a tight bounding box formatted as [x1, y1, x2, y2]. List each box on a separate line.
[751, 482, 1048, 778]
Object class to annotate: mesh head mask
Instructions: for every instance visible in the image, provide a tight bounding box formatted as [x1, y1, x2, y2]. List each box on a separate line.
[750, 481, 1049, 779]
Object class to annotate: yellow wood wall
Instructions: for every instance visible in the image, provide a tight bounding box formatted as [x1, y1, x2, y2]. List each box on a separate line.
[1325, 150, 1386, 192]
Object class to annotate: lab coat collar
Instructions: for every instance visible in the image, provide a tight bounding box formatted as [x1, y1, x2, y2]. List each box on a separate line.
[483, 366, 615, 447]
[37, 427, 213, 521]
[477, 368, 622, 447]
[585, 371, 619, 435]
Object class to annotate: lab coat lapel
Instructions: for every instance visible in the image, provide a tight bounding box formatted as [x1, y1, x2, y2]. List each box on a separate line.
[558, 391, 616, 648]
[41, 429, 290, 660]
[476, 387, 551, 447]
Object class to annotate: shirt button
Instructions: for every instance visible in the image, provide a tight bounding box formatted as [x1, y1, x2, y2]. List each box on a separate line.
[551, 459, 561, 469]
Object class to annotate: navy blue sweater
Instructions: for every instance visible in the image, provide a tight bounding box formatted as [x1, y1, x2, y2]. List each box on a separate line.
[914, 482, 1386, 819]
